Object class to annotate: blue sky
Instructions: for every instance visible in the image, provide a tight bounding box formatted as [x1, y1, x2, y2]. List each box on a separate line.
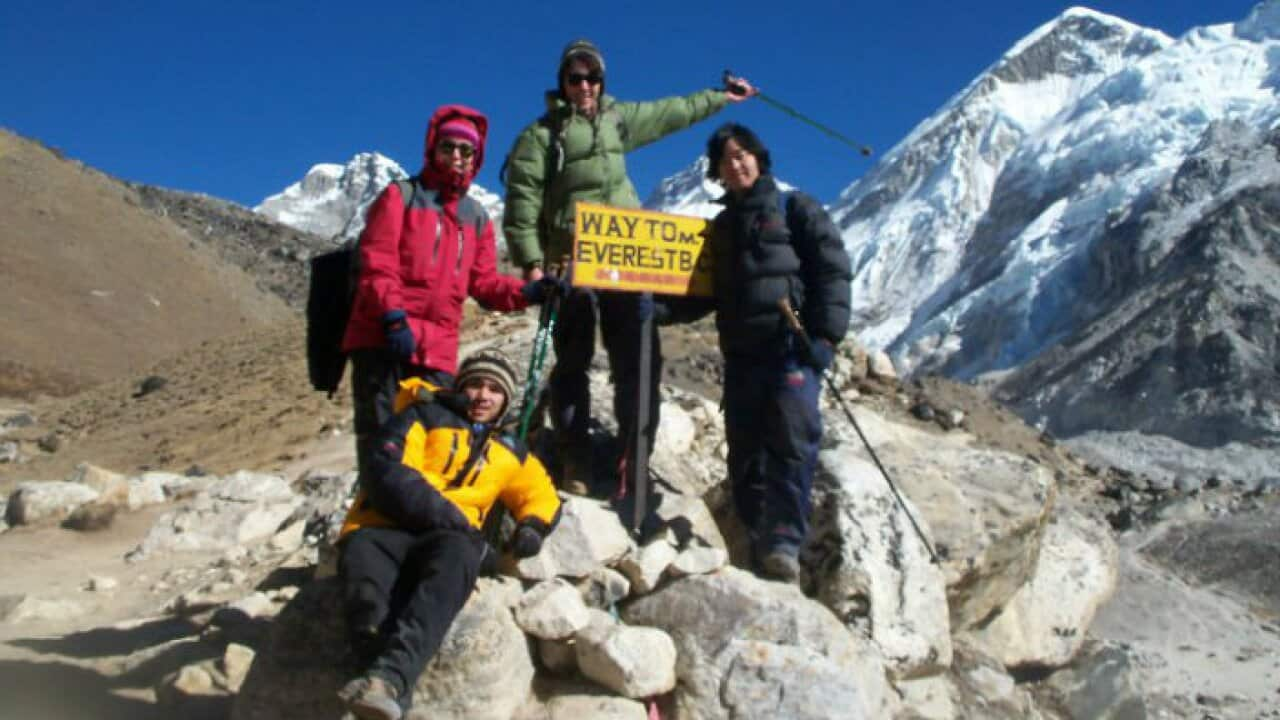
[0, 1, 1260, 209]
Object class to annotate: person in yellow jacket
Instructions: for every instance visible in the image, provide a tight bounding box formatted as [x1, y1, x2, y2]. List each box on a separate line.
[337, 349, 561, 720]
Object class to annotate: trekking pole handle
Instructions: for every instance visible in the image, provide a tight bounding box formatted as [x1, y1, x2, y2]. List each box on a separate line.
[777, 297, 806, 337]
[722, 69, 749, 96]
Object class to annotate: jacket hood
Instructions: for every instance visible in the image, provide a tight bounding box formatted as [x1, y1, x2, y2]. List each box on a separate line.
[422, 104, 489, 175]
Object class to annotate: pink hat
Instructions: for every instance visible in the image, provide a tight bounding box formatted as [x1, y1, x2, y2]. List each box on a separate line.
[437, 117, 480, 147]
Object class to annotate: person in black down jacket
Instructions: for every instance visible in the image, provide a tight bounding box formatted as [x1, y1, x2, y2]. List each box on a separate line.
[666, 122, 851, 582]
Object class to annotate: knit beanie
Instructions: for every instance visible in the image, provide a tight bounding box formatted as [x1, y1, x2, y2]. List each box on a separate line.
[558, 38, 605, 87]
[437, 117, 480, 147]
[455, 349, 519, 420]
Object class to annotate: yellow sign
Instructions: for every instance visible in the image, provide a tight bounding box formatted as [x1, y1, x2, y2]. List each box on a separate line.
[570, 202, 713, 296]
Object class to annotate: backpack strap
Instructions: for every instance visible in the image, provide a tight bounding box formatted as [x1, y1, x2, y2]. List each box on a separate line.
[394, 177, 416, 208]
[777, 190, 793, 230]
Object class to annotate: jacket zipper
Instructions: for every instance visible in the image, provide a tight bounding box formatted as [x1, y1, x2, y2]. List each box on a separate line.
[431, 216, 443, 263]
[455, 214, 465, 273]
[440, 433, 459, 476]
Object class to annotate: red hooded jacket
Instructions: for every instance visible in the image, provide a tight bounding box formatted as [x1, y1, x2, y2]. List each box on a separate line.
[341, 105, 528, 373]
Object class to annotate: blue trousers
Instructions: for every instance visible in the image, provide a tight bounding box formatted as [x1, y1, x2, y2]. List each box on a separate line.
[723, 351, 822, 554]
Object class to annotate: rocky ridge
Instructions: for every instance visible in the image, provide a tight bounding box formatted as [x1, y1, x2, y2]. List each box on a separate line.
[2, 312, 1277, 719]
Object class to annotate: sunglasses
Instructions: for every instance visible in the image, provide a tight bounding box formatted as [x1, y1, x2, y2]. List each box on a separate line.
[437, 140, 476, 159]
[565, 71, 603, 86]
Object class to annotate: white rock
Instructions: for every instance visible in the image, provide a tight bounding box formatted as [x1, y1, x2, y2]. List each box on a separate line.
[132, 473, 302, 558]
[236, 505, 293, 545]
[668, 545, 728, 577]
[546, 694, 648, 720]
[647, 389, 728, 499]
[966, 509, 1119, 669]
[514, 497, 633, 580]
[538, 636, 578, 674]
[824, 411, 1056, 630]
[4, 596, 87, 623]
[268, 521, 306, 553]
[868, 350, 897, 380]
[721, 640, 872, 720]
[70, 463, 129, 509]
[623, 567, 896, 719]
[575, 622, 677, 698]
[0, 440, 19, 463]
[575, 566, 631, 608]
[86, 575, 119, 592]
[650, 491, 727, 551]
[162, 664, 217, 697]
[227, 591, 279, 620]
[221, 643, 255, 693]
[210, 471, 295, 503]
[6, 481, 99, 525]
[513, 578, 592, 640]
[617, 537, 678, 594]
[126, 474, 168, 510]
[810, 448, 952, 680]
[896, 675, 956, 720]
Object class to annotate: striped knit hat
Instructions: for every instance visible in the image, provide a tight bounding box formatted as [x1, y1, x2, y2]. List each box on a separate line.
[455, 349, 519, 420]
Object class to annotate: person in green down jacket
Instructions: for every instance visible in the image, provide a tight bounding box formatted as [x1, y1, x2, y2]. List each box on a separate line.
[502, 38, 756, 492]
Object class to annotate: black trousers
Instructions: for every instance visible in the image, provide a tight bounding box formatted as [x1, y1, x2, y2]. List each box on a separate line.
[349, 348, 453, 476]
[339, 526, 486, 698]
[549, 288, 662, 456]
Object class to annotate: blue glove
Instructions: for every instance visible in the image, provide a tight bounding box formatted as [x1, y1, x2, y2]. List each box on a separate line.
[637, 292, 655, 323]
[806, 338, 835, 373]
[510, 524, 544, 558]
[521, 276, 569, 305]
[382, 310, 415, 359]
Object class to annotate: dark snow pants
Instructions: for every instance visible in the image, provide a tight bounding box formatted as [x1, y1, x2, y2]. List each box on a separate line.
[339, 526, 485, 699]
[549, 287, 662, 458]
[722, 350, 823, 555]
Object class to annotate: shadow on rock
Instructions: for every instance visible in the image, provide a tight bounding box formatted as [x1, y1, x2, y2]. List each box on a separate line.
[9, 616, 198, 659]
[0, 658, 167, 720]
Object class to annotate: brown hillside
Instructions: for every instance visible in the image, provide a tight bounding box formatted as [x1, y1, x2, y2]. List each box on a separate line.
[0, 129, 293, 399]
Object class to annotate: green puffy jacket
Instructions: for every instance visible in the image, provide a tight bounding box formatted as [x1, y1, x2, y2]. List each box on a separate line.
[502, 88, 730, 270]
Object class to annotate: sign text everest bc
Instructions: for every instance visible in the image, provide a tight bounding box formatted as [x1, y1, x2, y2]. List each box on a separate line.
[570, 202, 712, 297]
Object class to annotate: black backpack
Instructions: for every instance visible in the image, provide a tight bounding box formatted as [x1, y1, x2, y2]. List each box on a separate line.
[305, 245, 356, 396]
[305, 177, 488, 396]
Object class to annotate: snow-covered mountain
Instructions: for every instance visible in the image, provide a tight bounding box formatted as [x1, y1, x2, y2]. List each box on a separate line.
[255, 152, 504, 243]
[822, 1, 1280, 467]
[833, 5, 1280, 380]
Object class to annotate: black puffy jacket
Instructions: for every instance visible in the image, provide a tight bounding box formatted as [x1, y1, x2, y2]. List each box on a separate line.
[707, 174, 852, 357]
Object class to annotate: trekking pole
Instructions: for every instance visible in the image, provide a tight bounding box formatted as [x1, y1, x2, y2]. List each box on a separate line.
[724, 70, 873, 157]
[486, 276, 563, 548]
[777, 298, 940, 563]
[517, 291, 559, 441]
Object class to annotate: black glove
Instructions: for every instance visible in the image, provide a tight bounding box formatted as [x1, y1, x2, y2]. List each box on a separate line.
[424, 489, 473, 533]
[521, 276, 569, 305]
[806, 338, 835, 373]
[382, 310, 415, 359]
[510, 524, 544, 558]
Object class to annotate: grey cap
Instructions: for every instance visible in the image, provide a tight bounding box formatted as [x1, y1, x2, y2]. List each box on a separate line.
[558, 38, 605, 86]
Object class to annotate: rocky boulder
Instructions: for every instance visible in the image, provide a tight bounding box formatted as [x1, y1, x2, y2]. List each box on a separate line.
[233, 577, 533, 720]
[967, 508, 1119, 669]
[622, 567, 896, 719]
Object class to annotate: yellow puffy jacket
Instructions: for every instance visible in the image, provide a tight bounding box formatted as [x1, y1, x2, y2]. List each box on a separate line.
[340, 377, 561, 540]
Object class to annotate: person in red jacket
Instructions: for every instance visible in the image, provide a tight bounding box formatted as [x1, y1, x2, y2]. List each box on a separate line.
[342, 104, 564, 475]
